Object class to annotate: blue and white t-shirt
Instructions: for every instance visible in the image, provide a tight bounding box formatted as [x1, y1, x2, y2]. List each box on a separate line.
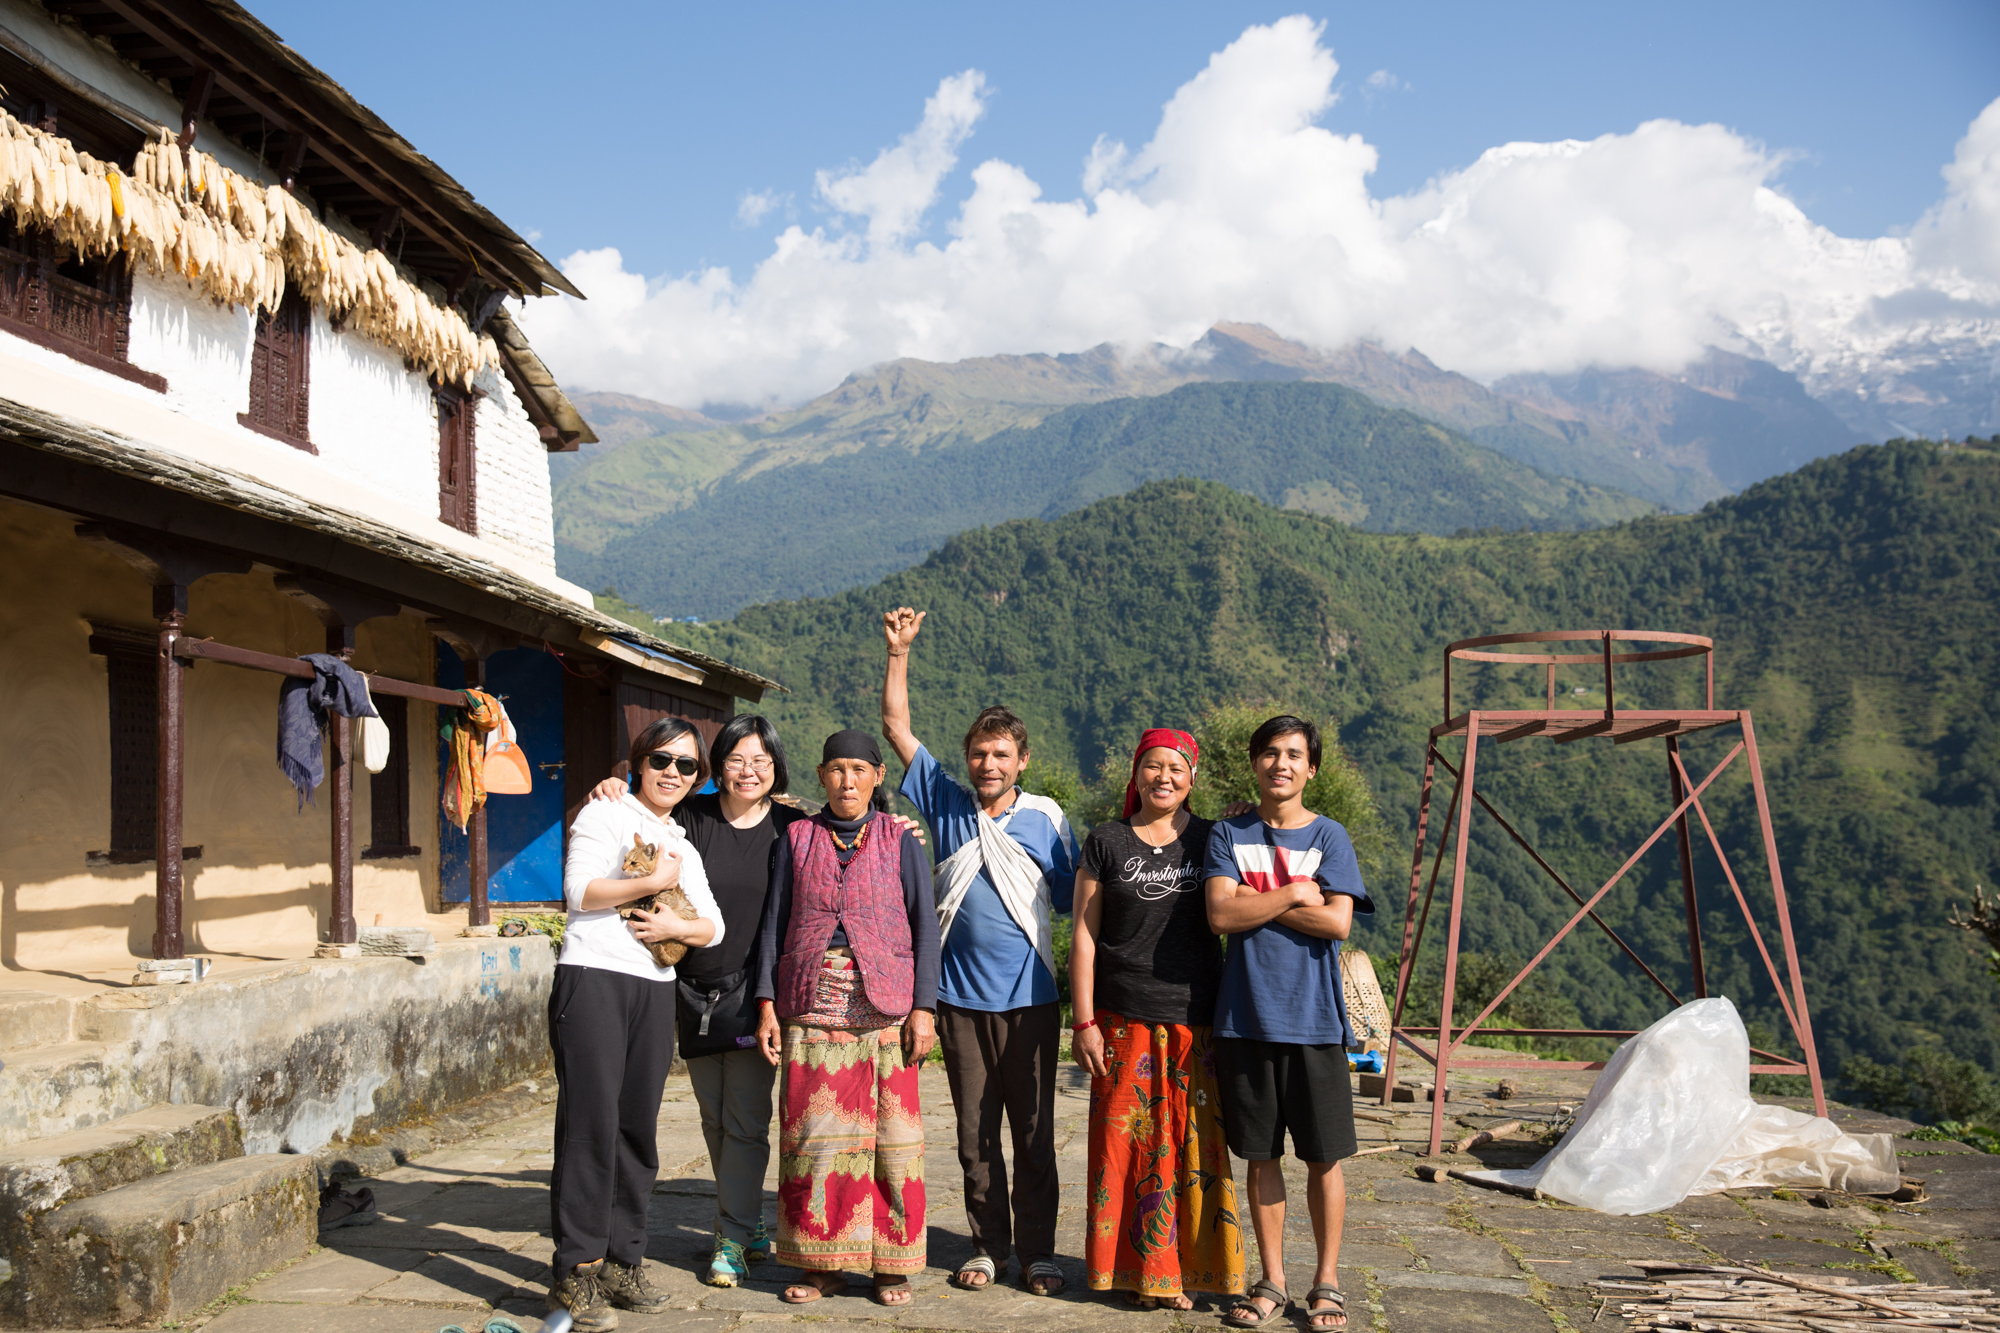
[1205, 813, 1374, 1045]
[900, 744, 1077, 1012]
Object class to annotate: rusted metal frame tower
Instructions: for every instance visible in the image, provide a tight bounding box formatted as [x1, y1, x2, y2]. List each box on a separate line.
[1380, 630, 1826, 1156]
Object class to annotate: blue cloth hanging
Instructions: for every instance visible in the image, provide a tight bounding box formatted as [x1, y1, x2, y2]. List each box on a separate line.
[277, 653, 379, 808]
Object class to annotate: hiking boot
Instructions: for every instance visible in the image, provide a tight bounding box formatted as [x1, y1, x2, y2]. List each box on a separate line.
[705, 1234, 749, 1288]
[747, 1218, 772, 1262]
[601, 1257, 671, 1313]
[548, 1258, 618, 1331]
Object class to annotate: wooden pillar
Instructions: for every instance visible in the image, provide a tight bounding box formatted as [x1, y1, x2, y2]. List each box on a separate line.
[327, 625, 358, 947]
[465, 653, 491, 928]
[275, 575, 400, 950]
[153, 583, 188, 960]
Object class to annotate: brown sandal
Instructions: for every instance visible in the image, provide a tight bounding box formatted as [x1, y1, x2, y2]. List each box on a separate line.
[872, 1275, 913, 1306]
[781, 1271, 847, 1303]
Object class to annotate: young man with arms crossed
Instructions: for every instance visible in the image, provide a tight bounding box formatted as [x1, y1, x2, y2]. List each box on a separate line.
[1205, 716, 1374, 1331]
[880, 607, 1078, 1297]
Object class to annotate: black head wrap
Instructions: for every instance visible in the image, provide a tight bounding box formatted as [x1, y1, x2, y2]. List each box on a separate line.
[820, 729, 883, 766]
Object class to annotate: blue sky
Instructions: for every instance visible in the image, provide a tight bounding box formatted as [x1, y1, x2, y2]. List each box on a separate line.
[259, 0, 1995, 280]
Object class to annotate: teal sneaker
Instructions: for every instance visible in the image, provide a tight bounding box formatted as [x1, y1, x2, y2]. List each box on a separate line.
[747, 1220, 772, 1262]
[705, 1235, 749, 1288]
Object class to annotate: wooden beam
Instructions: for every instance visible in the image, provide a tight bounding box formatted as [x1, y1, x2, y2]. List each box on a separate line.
[1613, 719, 1681, 746]
[176, 66, 214, 154]
[580, 628, 705, 686]
[172, 637, 466, 706]
[280, 130, 309, 192]
[369, 204, 402, 251]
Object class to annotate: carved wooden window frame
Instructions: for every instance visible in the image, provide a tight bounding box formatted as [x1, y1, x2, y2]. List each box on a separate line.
[239, 288, 313, 451]
[0, 217, 165, 392]
[436, 382, 478, 534]
[363, 693, 421, 860]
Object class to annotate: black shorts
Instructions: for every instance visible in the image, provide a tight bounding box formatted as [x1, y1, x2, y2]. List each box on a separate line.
[1214, 1036, 1359, 1163]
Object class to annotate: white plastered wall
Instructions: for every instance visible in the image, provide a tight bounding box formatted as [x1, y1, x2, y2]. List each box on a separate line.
[471, 364, 557, 567]
[305, 309, 441, 517]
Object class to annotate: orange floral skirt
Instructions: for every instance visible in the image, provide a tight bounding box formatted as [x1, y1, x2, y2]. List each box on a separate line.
[1085, 1015, 1245, 1297]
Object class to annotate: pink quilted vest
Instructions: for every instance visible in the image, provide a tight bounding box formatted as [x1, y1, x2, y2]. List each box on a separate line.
[774, 815, 915, 1020]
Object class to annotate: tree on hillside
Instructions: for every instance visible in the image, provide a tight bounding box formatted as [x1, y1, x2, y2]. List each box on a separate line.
[1949, 885, 2000, 982]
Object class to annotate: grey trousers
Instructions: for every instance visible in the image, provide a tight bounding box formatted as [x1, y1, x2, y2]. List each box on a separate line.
[688, 1046, 778, 1247]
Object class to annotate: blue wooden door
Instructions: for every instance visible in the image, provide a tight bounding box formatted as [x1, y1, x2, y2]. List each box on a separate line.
[437, 645, 567, 904]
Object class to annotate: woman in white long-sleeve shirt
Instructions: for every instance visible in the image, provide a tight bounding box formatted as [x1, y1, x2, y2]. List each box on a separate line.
[547, 716, 725, 1332]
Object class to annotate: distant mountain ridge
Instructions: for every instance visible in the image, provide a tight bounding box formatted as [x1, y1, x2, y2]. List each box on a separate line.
[1496, 350, 1863, 491]
[555, 325, 1869, 616]
[564, 380, 1657, 618]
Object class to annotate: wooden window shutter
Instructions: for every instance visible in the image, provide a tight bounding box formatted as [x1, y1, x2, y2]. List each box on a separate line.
[364, 693, 419, 858]
[436, 385, 477, 534]
[0, 216, 164, 391]
[239, 288, 313, 451]
[87, 626, 159, 862]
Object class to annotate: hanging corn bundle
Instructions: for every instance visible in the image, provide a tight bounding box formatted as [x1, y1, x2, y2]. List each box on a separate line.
[0, 117, 495, 387]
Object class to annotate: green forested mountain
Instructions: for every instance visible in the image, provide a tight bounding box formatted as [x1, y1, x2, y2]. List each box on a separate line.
[571, 380, 1656, 618]
[664, 440, 2000, 1085]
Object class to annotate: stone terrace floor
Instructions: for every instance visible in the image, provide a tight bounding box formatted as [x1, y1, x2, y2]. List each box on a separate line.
[178, 1047, 1998, 1333]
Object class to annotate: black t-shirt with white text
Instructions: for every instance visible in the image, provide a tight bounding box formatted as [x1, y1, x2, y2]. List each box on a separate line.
[1078, 815, 1221, 1027]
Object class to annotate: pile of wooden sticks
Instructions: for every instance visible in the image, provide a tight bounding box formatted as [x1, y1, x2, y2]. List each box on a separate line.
[1595, 1260, 1997, 1330]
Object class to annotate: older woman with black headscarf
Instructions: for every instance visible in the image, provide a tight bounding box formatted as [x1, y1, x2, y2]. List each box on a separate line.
[753, 729, 939, 1307]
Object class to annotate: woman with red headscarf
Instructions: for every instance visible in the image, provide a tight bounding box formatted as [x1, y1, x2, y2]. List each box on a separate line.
[1070, 730, 1244, 1309]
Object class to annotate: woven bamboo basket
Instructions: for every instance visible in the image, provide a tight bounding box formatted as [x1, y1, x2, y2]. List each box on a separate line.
[1340, 948, 1392, 1050]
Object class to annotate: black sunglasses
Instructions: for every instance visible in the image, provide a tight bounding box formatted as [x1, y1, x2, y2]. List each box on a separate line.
[643, 752, 701, 776]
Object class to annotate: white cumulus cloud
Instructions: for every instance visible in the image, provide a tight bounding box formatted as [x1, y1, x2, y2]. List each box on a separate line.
[518, 15, 2000, 421]
[735, 189, 788, 228]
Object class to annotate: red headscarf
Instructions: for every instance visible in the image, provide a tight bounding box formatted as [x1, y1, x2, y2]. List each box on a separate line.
[1121, 727, 1200, 819]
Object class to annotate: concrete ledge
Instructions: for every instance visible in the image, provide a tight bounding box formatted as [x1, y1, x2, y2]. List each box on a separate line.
[15, 1153, 314, 1329]
[2, 938, 554, 1153]
[0, 1042, 136, 1148]
[0, 991, 73, 1054]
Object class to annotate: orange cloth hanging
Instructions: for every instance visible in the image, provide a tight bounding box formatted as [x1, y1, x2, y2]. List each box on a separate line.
[442, 689, 501, 831]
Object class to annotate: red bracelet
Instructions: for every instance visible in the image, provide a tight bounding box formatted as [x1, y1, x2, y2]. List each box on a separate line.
[1070, 1018, 1098, 1033]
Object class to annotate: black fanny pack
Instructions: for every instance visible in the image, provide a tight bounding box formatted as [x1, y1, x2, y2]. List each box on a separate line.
[675, 967, 758, 1060]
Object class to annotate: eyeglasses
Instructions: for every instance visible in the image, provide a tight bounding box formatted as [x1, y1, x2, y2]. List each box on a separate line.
[722, 756, 773, 774]
[644, 753, 701, 776]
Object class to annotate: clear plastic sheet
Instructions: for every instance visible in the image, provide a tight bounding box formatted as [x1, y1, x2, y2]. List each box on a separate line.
[1466, 998, 1898, 1214]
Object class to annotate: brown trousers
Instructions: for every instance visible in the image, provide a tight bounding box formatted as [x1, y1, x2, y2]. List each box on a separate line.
[935, 1000, 1061, 1266]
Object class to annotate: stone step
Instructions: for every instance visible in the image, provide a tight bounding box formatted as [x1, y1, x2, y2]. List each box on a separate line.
[0, 1103, 243, 1220]
[6, 1153, 315, 1328]
[0, 1103, 244, 1328]
[0, 991, 73, 1054]
[0, 1042, 147, 1150]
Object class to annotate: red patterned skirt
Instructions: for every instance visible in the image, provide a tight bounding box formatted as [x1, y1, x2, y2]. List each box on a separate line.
[775, 951, 925, 1273]
[1086, 1015, 1245, 1296]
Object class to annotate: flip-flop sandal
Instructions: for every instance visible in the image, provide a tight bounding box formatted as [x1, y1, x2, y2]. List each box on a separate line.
[952, 1256, 996, 1290]
[1305, 1283, 1348, 1329]
[1223, 1278, 1291, 1328]
[781, 1273, 847, 1303]
[871, 1276, 913, 1306]
[1025, 1259, 1066, 1296]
